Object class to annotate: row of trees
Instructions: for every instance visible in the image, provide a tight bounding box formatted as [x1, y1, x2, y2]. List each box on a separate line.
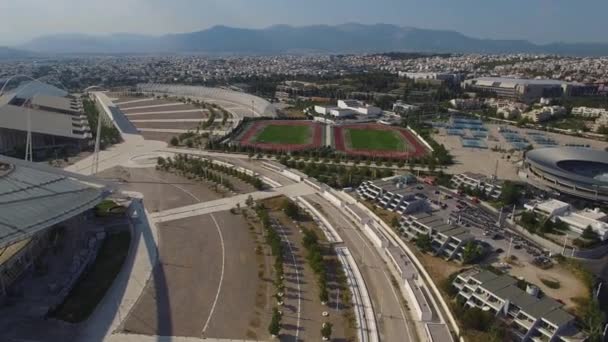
[253, 203, 287, 338]
[157, 154, 264, 190]
[208, 133, 453, 169]
[82, 98, 122, 149]
[280, 159, 394, 188]
[301, 228, 330, 304]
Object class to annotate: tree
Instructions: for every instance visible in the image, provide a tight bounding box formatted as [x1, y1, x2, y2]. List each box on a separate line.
[268, 307, 281, 337]
[391, 216, 400, 229]
[170, 136, 179, 146]
[415, 233, 432, 252]
[584, 299, 605, 342]
[582, 225, 600, 241]
[246, 195, 255, 207]
[462, 241, 482, 264]
[282, 199, 300, 220]
[321, 322, 333, 340]
[500, 181, 521, 206]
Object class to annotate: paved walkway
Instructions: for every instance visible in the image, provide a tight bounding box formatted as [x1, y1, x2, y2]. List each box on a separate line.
[104, 333, 259, 342]
[129, 118, 236, 123]
[76, 199, 161, 342]
[125, 109, 206, 116]
[120, 102, 184, 111]
[137, 128, 229, 135]
[114, 98, 156, 106]
[151, 182, 316, 223]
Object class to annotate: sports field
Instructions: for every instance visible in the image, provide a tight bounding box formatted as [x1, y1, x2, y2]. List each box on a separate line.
[347, 128, 405, 151]
[238, 120, 323, 151]
[333, 123, 428, 159]
[254, 124, 311, 144]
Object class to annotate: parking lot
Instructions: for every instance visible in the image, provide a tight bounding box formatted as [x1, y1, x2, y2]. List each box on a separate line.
[120, 211, 263, 339]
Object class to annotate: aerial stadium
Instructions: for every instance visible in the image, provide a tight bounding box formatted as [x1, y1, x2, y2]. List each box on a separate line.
[523, 147, 608, 203]
[0, 155, 111, 302]
[0, 80, 92, 158]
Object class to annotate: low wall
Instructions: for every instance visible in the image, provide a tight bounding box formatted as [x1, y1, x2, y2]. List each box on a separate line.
[296, 196, 343, 243]
[408, 127, 435, 152]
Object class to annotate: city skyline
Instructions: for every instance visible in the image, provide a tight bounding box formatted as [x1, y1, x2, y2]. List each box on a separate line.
[2, 0, 608, 46]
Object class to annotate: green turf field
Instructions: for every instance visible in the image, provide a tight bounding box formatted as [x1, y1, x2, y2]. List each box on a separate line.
[254, 124, 311, 144]
[347, 128, 405, 151]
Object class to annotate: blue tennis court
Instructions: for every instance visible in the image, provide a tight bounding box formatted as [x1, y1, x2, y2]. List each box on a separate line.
[447, 128, 466, 136]
[462, 138, 488, 149]
[511, 141, 531, 150]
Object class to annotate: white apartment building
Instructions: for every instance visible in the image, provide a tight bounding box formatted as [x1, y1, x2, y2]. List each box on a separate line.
[523, 106, 566, 123]
[525, 199, 608, 240]
[498, 105, 523, 120]
[313, 105, 354, 118]
[399, 213, 474, 261]
[337, 99, 382, 116]
[453, 269, 582, 341]
[392, 100, 419, 114]
[357, 177, 429, 215]
[571, 106, 608, 118]
[449, 98, 482, 110]
[451, 172, 503, 199]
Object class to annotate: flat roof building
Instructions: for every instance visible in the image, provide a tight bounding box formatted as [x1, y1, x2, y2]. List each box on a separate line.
[453, 268, 583, 341]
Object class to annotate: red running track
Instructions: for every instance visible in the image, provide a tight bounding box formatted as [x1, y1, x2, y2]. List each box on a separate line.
[333, 124, 429, 159]
[239, 120, 323, 152]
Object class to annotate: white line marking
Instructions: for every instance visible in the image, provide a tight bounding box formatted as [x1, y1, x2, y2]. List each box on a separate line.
[314, 196, 414, 342]
[202, 213, 226, 335]
[278, 224, 301, 341]
[143, 173, 227, 336]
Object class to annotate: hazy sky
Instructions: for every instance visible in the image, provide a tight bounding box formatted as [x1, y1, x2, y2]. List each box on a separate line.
[1, 0, 606, 45]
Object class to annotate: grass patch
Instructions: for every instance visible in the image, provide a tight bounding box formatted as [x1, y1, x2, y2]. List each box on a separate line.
[254, 124, 311, 144]
[347, 128, 405, 151]
[51, 231, 131, 323]
[94, 199, 126, 217]
[540, 278, 561, 289]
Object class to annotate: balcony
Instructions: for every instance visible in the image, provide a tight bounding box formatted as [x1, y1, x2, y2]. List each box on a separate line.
[514, 315, 536, 330]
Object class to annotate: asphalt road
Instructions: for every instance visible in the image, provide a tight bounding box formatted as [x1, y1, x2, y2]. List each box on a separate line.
[304, 193, 419, 342]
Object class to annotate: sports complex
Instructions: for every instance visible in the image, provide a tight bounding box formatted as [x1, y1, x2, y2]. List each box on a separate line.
[523, 147, 608, 203]
[235, 120, 429, 158]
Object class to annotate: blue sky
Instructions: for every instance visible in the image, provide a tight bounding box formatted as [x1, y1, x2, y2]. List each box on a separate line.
[1, 0, 606, 45]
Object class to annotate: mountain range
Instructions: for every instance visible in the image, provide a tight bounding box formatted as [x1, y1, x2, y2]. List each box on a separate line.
[10, 23, 608, 56]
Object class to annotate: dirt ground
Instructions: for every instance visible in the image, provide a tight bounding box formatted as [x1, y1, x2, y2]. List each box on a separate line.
[506, 261, 588, 311]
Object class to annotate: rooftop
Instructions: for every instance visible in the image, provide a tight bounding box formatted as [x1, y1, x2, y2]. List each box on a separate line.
[0, 156, 110, 249]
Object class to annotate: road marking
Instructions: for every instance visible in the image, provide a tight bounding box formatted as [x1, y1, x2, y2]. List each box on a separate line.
[203, 213, 226, 335]
[142, 173, 227, 336]
[278, 224, 301, 341]
[313, 196, 414, 342]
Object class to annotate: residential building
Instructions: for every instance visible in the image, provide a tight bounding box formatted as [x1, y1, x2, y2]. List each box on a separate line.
[337, 99, 382, 116]
[451, 172, 503, 199]
[449, 98, 482, 110]
[453, 269, 583, 341]
[524, 199, 608, 240]
[356, 176, 429, 215]
[571, 106, 608, 118]
[392, 100, 420, 114]
[523, 106, 566, 123]
[399, 213, 474, 261]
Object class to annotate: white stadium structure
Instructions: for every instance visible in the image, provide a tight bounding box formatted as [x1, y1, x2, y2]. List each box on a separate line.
[136, 83, 277, 118]
[523, 147, 608, 203]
